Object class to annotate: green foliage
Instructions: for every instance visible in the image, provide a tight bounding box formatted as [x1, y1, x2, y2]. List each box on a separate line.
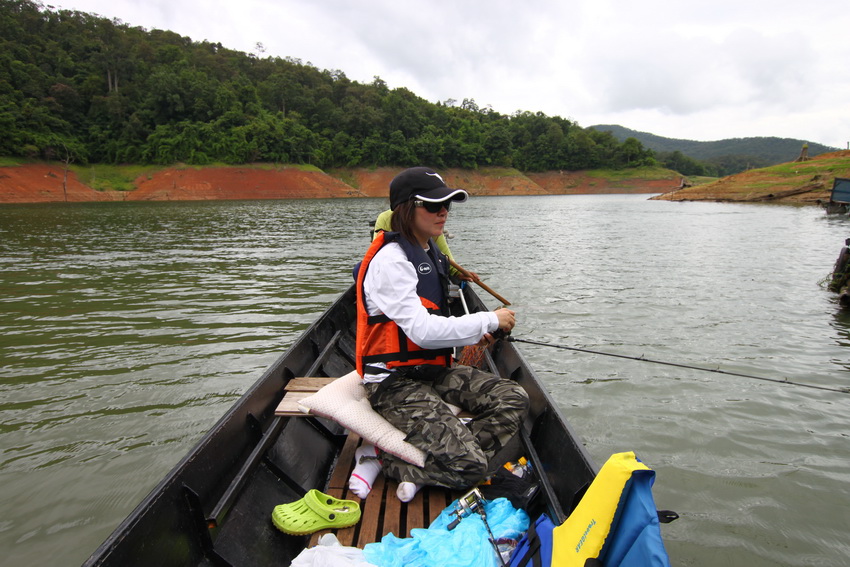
[72, 163, 163, 191]
[656, 150, 718, 177]
[1, 0, 653, 172]
[593, 124, 838, 175]
[0, 156, 25, 166]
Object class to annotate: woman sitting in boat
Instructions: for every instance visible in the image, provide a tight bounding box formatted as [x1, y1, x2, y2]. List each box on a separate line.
[350, 166, 529, 503]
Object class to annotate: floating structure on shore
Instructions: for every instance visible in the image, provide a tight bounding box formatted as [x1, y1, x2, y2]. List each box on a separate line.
[820, 178, 850, 214]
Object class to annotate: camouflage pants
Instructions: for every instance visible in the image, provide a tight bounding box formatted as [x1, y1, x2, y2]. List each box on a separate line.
[363, 365, 529, 490]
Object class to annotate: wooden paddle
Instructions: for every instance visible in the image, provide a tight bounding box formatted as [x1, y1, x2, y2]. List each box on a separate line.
[448, 259, 511, 306]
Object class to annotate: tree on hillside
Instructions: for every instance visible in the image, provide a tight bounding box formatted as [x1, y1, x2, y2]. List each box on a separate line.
[657, 150, 716, 176]
[0, 0, 656, 172]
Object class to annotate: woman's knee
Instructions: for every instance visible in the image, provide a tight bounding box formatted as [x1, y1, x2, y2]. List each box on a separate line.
[493, 380, 530, 414]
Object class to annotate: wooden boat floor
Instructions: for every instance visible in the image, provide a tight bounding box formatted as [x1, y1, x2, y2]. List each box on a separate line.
[308, 433, 460, 548]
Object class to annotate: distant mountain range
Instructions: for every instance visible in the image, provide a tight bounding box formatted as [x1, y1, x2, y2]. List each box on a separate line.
[590, 124, 837, 167]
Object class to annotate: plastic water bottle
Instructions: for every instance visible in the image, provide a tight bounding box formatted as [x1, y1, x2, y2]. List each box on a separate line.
[504, 456, 532, 478]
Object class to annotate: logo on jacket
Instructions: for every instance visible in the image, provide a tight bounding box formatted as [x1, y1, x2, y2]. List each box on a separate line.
[418, 263, 432, 275]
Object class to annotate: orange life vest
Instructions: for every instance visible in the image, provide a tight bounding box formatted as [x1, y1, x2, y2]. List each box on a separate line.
[355, 231, 453, 377]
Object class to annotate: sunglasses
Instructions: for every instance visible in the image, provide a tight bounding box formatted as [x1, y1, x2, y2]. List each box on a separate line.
[414, 199, 451, 213]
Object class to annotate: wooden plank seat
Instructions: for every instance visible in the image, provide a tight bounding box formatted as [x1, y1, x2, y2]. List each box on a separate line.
[275, 377, 338, 416]
[274, 377, 462, 548]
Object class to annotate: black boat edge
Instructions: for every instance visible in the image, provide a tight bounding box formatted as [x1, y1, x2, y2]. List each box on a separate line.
[83, 284, 598, 566]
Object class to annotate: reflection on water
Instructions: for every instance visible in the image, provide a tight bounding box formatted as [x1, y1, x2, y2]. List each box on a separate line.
[2, 196, 850, 566]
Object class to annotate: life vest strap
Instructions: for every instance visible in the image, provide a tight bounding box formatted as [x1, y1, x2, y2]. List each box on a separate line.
[362, 348, 453, 365]
[367, 306, 441, 325]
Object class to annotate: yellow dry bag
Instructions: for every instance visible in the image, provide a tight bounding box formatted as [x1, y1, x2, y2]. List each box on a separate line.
[551, 451, 671, 566]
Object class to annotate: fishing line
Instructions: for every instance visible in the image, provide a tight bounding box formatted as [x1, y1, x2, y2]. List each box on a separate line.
[507, 337, 850, 394]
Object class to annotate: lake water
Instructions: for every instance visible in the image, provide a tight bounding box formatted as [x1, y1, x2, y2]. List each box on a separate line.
[1, 195, 849, 566]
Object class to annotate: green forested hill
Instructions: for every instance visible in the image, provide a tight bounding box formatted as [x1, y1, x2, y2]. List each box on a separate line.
[591, 124, 837, 175]
[0, 0, 654, 171]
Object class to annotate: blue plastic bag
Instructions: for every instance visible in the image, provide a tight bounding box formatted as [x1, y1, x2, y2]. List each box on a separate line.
[363, 497, 529, 567]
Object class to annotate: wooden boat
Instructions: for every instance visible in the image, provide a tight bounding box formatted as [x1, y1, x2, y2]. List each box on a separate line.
[83, 284, 597, 566]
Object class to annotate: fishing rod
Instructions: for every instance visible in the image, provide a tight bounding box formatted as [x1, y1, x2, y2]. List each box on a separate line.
[507, 337, 850, 394]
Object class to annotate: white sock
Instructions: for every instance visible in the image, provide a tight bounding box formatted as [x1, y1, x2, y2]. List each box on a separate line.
[348, 444, 381, 499]
[396, 481, 422, 503]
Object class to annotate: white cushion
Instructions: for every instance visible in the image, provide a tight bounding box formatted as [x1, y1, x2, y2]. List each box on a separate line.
[298, 371, 426, 468]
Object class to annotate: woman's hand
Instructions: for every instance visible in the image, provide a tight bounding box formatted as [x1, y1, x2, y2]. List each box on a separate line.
[494, 308, 516, 333]
[457, 270, 480, 282]
[477, 309, 515, 347]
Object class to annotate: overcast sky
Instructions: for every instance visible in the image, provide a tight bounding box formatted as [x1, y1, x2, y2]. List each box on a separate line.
[56, 0, 850, 148]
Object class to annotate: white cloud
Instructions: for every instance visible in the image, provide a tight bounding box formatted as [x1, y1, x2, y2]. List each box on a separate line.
[55, 0, 850, 147]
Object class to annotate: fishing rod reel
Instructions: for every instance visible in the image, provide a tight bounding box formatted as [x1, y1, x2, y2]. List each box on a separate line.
[447, 488, 486, 530]
[490, 328, 511, 341]
[447, 488, 508, 567]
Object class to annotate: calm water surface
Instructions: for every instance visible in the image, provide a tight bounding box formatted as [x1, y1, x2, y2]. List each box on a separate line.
[1, 196, 849, 566]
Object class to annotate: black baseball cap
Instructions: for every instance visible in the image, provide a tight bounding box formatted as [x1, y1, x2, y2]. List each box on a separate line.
[389, 167, 468, 210]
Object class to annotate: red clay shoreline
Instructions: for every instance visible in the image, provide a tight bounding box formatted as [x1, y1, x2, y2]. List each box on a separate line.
[0, 164, 678, 204]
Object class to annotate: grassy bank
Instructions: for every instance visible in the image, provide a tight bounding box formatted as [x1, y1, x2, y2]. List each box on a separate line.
[655, 150, 850, 204]
[71, 164, 164, 192]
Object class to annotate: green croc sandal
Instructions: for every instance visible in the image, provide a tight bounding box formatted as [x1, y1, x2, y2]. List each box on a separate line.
[271, 489, 361, 535]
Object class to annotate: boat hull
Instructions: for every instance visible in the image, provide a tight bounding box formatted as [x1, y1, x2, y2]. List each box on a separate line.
[84, 285, 596, 566]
